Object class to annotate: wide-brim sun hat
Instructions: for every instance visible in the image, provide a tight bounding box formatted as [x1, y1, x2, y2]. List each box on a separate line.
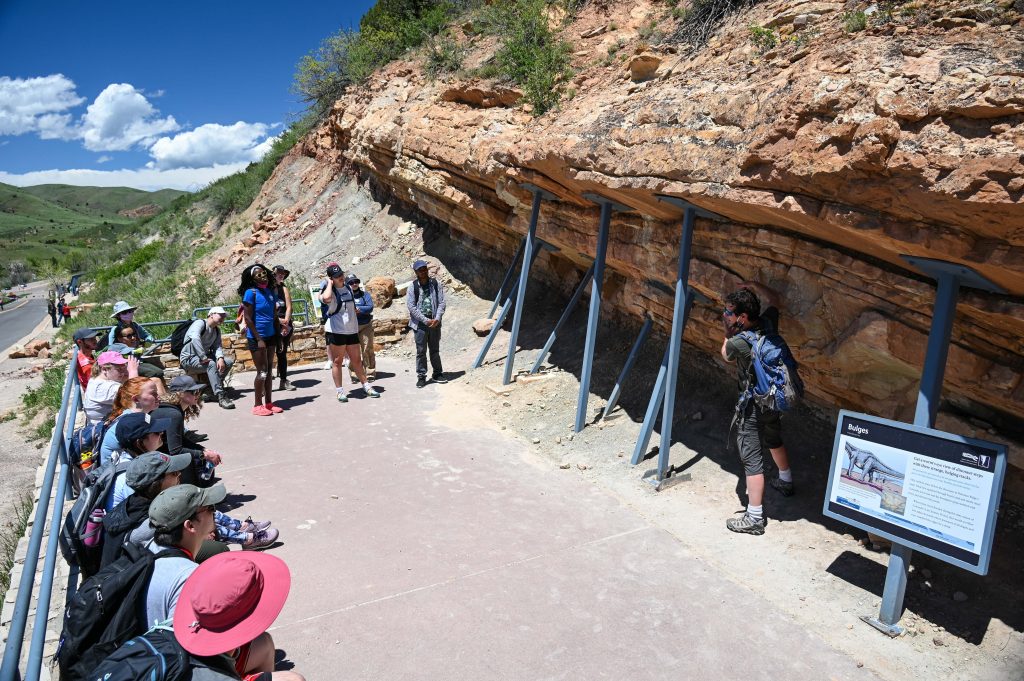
[110, 301, 137, 318]
[173, 552, 291, 657]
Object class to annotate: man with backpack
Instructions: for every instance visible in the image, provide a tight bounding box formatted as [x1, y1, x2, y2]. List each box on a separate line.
[178, 307, 235, 409]
[720, 283, 799, 536]
[406, 259, 446, 388]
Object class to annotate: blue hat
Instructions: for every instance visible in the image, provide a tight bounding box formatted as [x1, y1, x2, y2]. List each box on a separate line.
[412, 259, 428, 271]
[106, 342, 134, 355]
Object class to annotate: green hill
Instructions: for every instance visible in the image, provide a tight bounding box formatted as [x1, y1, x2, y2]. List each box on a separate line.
[0, 182, 190, 269]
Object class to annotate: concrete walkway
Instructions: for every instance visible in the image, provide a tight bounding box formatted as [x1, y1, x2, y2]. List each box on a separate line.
[203, 360, 877, 681]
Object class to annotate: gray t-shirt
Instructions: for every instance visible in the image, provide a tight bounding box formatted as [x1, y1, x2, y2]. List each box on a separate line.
[142, 545, 197, 629]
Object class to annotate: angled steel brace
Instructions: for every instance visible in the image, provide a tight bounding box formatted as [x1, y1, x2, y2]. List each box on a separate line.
[487, 237, 527, 320]
[529, 263, 595, 374]
[472, 238, 541, 369]
[602, 315, 653, 419]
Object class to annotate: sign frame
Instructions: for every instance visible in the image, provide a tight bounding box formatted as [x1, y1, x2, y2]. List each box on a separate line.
[823, 409, 1007, 575]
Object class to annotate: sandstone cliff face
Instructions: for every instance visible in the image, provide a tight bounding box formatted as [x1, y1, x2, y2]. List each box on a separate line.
[262, 1, 1024, 482]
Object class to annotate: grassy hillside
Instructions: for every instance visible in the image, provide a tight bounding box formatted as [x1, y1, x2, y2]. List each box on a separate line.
[0, 182, 189, 271]
[19, 184, 186, 218]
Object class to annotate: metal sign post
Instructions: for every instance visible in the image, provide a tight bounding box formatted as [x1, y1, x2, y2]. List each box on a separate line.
[574, 193, 629, 433]
[503, 184, 557, 385]
[859, 256, 1006, 637]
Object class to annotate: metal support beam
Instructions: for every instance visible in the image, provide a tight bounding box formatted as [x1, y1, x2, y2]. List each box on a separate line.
[503, 184, 556, 385]
[488, 237, 527, 320]
[529, 264, 595, 374]
[575, 194, 629, 433]
[602, 316, 653, 418]
[862, 256, 1005, 637]
[472, 239, 542, 369]
[631, 344, 670, 465]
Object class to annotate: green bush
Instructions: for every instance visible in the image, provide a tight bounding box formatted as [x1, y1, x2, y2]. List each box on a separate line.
[425, 33, 466, 78]
[22, 364, 68, 415]
[843, 10, 867, 32]
[748, 24, 778, 53]
[94, 241, 163, 286]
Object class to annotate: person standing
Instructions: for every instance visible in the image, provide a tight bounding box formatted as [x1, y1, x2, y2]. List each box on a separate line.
[321, 263, 379, 402]
[406, 259, 446, 388]
[720, 283, 795, 536]
[238, 265, 281, 416]
[61, 298, 71, 322]
[179, 307, 235, 409]
[347, 273, 376, 383]
[272, 265, 296, 392]
[47, 298, 58, 327]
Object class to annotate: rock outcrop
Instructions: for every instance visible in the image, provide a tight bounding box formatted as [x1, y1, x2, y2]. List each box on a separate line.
[253, 1, 1024, 489]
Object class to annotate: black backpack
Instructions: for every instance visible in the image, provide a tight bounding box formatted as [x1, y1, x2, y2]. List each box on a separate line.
[84, 625, 190, 681]
[58, 460, 129, 577]
[56, 543, 187, 681]
[169, 319, 200, 358]
[320, 283, 353, 324]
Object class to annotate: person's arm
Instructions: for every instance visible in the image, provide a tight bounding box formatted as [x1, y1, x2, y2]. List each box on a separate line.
[163, 410, 187, 456]
[318, 281, 333, 305]
[283, 285, 293, 323]
[356, 292, 373, 315]
[434, 280, 446, 320]
[181, 320, 206, 365]
[721, 338, 733, 363]
[213, 326, 225, 361]
[126, 355, 140, 378]
[407, 284, 428, 325]
[137, 322, 155, 344]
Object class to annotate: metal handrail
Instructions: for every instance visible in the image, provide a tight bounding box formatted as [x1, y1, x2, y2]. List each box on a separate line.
[193, 299, 311, 327]
[0, 350, 79, 681]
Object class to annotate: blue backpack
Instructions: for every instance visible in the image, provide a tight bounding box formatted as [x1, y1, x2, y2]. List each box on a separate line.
[70, 420, 107, 470]
[738, 330, 804, 412]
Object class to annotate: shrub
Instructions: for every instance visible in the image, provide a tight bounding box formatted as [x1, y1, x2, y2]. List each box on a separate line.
[748, 24, 778, 53]
[672, 0, 763, 47]
[843, 10, 867, 32]
[425, 33, 466, 78]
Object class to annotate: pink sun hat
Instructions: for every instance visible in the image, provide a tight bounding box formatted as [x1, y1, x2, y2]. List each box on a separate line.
[96, 350, 128, 366]
[173, 552, 291, 657]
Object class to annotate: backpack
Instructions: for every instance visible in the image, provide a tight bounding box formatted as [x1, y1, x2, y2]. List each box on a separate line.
[738, 329, 804, 412]
[69, 420, 108, 474]
[84, 625, 190, 681]
[56, 543, 186, 681]
[59, 460, 130, 577]
[169, 319, 200, 358]
[319, 283, 352, 324]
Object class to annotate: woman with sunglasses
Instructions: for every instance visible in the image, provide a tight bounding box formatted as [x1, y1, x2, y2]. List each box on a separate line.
[238, 264, 282, 416]
[115, 323, 166, 380]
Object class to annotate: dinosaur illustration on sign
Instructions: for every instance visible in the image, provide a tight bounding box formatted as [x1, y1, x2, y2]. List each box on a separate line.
[844, 442, 905, 485]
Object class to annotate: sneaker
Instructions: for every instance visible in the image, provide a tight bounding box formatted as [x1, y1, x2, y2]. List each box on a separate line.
[726, 513, 765, 535]
[416, 376, 427, 388]
[431, 373, 448, 384]
[251, 405, 273, 416]
[337, 391, 348, 403]
[265, 402, 284, 414]
[242, 527, 279, 550]
[239, 516, 272, 533]
[365, 386, 380, 398]
[770, 477, 795, 497]
[279, 379, 296, 392]
[218, 395, 236, 410]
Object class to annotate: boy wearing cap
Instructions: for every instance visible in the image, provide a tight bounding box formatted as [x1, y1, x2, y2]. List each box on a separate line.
[73, 327, 101, 391]
[175, 553, 305, 681]
[406, 259, 446, 388]
[347, 273, 376, 383]
[320, 262, 380, 402]
[180, 307, 236, 409]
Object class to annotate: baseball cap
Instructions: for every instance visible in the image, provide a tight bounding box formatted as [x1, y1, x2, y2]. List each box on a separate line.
[126, 451, 191, 489]
[326, 262, 343, 278]
[115, 412, 171, 447]
[345, 274, 360, 284]
[72, 327, 100, 342]
[208, 306, 227, 316]
[96, 350, 128, 366]
[412, 259, 428, 271]
[168, 375, 205, 393]
[174, 552, 290, 656]
[149, 483, 227, 532]
[106, 343, 134, 355]
[272, 265, 290, 277]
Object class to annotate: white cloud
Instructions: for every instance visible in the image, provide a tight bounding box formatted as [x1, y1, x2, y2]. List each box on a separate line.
[79, 83, 179, 151]
[148, 122, 274, 170]
[96, 155, 113, 164]
[0, 74, 84, 136]
[0, 163, 249, 192]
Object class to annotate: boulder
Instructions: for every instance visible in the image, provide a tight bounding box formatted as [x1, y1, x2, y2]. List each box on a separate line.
[472, 318, 496, 336]
[7, 346, 31, 359]
[25, 339, 50, 354]
[365, 277, 397, 308]
[627, 53, 661, 82]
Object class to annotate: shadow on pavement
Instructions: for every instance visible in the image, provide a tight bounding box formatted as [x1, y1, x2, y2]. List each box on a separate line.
[221, 492, 257, 513]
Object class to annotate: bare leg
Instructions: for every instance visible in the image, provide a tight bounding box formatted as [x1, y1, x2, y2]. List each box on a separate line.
[746, 473, 765, 507]
[252, 348, 268, 407]
[243, 632, 306, 680]
[263, 344, 276, 405]
[345, 344, 366, 384]
[769, 445, 790, 473]
[328, 344, 344, 389]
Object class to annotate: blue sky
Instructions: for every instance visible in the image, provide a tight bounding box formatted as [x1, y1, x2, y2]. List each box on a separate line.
[0, 0, 375, 191]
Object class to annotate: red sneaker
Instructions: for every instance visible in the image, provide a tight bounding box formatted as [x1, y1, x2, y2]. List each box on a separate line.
[251, 405, 273, 416]
[266, 402, 284, 414]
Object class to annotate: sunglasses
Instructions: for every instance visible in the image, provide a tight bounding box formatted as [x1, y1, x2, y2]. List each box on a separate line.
[121, 332, 136, 339]
[722, 309, 737, 317]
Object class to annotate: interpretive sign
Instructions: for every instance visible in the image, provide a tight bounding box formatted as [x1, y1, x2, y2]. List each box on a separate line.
[824, 410, 1006, 575]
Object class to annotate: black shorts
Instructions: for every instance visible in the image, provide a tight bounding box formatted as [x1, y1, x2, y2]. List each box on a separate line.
[325, 331, 359, 346]
[247, 335, 279, 351]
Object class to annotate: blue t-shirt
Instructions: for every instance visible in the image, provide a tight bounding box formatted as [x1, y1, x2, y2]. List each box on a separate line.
[243, 287, 277, 339]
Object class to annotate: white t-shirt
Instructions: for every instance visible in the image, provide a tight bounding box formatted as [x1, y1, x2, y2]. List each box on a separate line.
[83, 378, 121, 425]
[324, 285, 358, 335]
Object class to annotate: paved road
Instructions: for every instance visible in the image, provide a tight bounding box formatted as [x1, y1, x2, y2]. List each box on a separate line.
[0, 282, 51, 352]
[200, 360, 879, 681]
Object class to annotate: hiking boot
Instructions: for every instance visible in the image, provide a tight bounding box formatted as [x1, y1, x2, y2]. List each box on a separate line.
[364, 385, 380, 398]
[242, 527, 279, 550]
[726, 513, 766, 535]
[217, 395, 236, 410]
[251, 405, 273, 416]
[279, 379, 296, 392]
[337, 391, 348, 403]
[431, 372, 448, 384]
[265, 402, 284, 414]
[416, 376, 427, 388]
[770, 477, 795, 497]
[240, 516, 272, 533]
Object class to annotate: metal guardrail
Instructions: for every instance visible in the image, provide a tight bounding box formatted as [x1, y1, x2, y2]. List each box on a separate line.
[193, 299, 311, 328]
[0, 349, 80, 681]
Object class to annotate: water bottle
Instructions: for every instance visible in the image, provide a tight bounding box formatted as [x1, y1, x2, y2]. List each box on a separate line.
[199, 460, 215, 482]
[82, 509, 105, 547]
